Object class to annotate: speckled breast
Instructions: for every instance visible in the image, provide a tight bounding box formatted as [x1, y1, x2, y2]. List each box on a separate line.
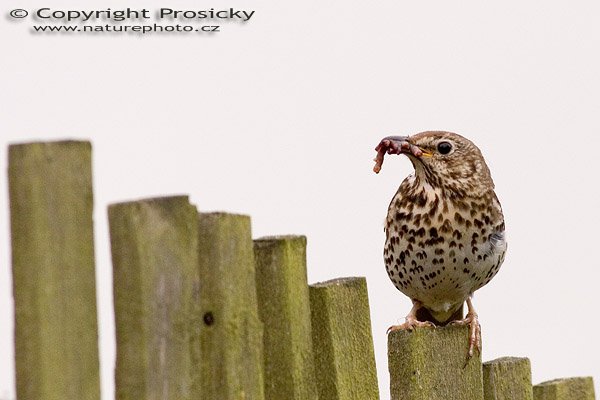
[384, 182, 506, 319]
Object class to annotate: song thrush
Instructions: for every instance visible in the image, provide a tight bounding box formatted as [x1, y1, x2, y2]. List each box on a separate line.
[374, 131, 506, 357]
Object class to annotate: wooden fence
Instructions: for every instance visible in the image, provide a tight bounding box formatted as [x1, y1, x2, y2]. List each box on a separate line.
[6, 140, 596, 400]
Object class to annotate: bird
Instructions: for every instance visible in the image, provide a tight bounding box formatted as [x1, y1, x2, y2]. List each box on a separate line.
[373, 131, 506, 358]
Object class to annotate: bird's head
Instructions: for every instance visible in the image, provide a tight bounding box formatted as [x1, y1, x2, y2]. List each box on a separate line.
[374, 131, 495, 197]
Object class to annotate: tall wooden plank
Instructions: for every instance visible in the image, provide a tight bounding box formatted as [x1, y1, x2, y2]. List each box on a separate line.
[388, 325, 484, 400]
[197, 212, 264, 400]
[483, 357, 533, 400]
[9, 141, 100, 400]
[309, 277, 379, 400]
[109, 196, 200, 400]
[254, 235, 318, 400]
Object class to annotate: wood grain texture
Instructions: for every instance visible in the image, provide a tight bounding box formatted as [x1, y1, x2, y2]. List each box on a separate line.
[309, 277, 379, 400]
[197, 212, 264, 400]
[109, 196, 200, 400]
[9, 141, 100, 400]
[483, 357, 533, 400]
[254, 235, 318, 400]
[533, 377, 595, 400]
[388, 325, 484, 400]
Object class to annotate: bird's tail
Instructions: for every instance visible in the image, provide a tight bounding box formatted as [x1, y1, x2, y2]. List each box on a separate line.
[417, 304, 464, 326]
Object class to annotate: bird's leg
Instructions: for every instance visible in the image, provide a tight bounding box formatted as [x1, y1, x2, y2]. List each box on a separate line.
[450, 296, 482, 358]
[387, 299, 436, 334]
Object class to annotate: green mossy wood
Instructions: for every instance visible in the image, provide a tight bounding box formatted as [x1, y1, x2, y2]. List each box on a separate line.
[388, 325, 484, 400]
[483, 357, 533, 400]
[197, 213, 265, 400]
[309, 277, 379, 400]
[254, 236, 318, 400]
[108, 196, 201, 400]
[9, 141, 101, 400]
[533, 377, 595, 400]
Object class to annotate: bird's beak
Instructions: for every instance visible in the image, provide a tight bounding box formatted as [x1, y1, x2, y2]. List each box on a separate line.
[378, 136, 432, 158]
[373, 135, 431, 173]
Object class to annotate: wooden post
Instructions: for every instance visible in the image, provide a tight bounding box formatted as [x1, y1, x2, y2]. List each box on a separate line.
[197, 213, 264, 400]
[309, 277, 379, 400]
[533, 377, 595, 400]
[483, 357, 533, 400]
[109, 196, 200, 400]
[8, 141, 100, 400]
[253, 235, 318, 400]
[388, 325, 484, 400]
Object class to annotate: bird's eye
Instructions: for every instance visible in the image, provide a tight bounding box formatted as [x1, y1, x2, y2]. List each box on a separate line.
[437, 141, 453, 155]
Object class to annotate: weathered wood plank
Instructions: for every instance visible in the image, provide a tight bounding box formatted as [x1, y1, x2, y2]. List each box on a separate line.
[533, 377, 595, 400]
[254, 235, 318, 400]
[109, 196, 200, 400]
[9, 141, 100, 400]
[197, 212, 264, 400]
[309, 277, 379, 400]
[483, 357, 533, 400]
[388, 325, 484, 400]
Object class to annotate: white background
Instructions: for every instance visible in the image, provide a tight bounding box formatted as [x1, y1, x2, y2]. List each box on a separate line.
[1, 1, 599, 399]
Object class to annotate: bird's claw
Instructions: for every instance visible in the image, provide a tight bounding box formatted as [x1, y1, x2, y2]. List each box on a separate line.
[387, 316, 436, 334]
[450, 312, 482, 359]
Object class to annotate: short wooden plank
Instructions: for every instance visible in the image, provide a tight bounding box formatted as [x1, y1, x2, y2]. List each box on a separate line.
[9, 141, 100, 400]
[388, 325, 484, 400]
[197, 212, 264, 400]
[483, 357, 533, 400]
[109, 196, 200, 400]
[533, 377, 595, 400]
[309, 277, 379, 400]
[254, 235, 318, 400]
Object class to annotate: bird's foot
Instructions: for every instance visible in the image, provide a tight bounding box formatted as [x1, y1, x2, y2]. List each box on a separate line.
[450, 311, 482, 358]
[387, 315, 436, 334]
